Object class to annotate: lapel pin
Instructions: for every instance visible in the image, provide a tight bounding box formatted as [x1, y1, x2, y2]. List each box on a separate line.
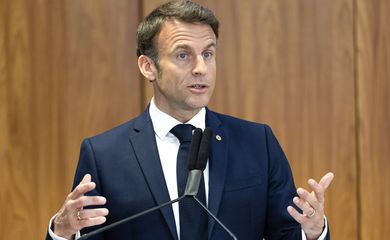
[215, 135, 222, 141]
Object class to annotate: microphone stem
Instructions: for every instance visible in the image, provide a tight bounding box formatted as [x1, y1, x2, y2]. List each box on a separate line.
[193, 196, 238, 240]
[78, 195, 186, 240]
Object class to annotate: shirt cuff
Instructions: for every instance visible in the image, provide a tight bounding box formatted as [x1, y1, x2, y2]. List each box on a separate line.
[48, 215, 81, 240]
[301, 216, 328, 240]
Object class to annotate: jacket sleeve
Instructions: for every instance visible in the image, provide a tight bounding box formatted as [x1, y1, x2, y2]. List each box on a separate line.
[73, 139, 105, 240]
[263, 125, 303, 240]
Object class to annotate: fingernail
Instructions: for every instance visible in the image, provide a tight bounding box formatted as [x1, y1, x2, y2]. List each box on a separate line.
[103, 208, 109, 215]
[297, 188, 303, 194]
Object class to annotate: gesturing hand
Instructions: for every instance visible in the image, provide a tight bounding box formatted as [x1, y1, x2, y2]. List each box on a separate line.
[53, 174, 109, 239]
[287, 172, 334, 240]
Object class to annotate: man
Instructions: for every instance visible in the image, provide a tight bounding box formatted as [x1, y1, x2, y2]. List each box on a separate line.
[47, 1, 334, 239]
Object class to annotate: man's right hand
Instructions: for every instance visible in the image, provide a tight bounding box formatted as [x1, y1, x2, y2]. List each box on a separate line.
[53, 174, 109, 239]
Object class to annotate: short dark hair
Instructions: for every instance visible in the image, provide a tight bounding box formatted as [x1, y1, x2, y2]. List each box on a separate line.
[136, 0, 219, 67]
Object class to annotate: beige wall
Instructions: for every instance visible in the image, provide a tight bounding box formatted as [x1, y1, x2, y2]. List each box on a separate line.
[0, 0, 388, 239]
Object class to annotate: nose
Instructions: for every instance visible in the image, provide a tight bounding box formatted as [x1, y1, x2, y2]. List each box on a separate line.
[192, 55, 207, 76]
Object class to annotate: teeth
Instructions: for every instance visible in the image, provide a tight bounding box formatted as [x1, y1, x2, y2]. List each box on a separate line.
[193, 84, 202, 88]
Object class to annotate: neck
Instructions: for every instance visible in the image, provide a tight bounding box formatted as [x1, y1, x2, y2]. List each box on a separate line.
[153, 100, 202, 123]
[170, 110, 200, 123]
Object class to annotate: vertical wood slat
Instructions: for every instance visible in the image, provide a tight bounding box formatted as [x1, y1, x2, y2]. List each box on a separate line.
[61, 0, 142, 188]
[357, 0, 390, 238]
[0, 0, 39, 238]
[0, 0, 140, 239]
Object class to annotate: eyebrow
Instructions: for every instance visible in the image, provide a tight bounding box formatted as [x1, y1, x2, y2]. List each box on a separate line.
[205, 42, 217, 50]
[173, 44, 192, 52]
[173, 42, 217, 52]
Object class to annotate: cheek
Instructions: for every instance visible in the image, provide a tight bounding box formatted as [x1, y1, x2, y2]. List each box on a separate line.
[168, 70, 188, 89]
[209, 68, 217, 86]
[208, 62, 217, 77]
[161, 62, 183, 80]
[158, 71, 184, 94]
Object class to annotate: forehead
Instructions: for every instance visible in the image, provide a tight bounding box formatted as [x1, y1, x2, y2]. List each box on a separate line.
[156, 20, 216, 52]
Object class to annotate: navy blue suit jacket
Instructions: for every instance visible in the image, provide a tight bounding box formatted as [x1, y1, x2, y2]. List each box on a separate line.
[48, 108, 327, 239]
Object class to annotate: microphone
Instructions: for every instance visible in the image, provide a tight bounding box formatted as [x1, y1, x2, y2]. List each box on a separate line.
[188, 128, 203, 170]
[78, 127, 203, 240]
[185, 128, 238, 240]
[184, 128, 211, 196]
[196, 127, 212, 171]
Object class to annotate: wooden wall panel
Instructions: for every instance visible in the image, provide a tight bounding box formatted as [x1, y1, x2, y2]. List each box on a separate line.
[141, 0, 356, 239]
[0, 1, 39, 238]
[61, 0, 141, 191]
[0, 0, 140, 239]
[1, 0, 389, 239]
[0, 1, 61, 238]
[357, 0, 390, 238]
[207, 1, 356, 239]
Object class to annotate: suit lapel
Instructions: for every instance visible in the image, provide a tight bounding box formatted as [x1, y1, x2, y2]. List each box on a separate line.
[206, 109, 229, 238]
[128, 109, 178, 239]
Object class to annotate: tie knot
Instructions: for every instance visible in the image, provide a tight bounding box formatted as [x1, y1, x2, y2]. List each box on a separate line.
[170, 124, 194, 143]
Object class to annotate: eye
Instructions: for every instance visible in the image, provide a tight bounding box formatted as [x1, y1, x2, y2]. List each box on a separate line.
[203, 51, 214, 60]
[177, 52, 188, 60]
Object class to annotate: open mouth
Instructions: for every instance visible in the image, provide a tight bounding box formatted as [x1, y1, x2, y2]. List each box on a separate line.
[189, 84, 207, 89]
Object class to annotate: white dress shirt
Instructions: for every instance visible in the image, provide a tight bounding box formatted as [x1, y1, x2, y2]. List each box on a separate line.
[148, 98, 209, 237]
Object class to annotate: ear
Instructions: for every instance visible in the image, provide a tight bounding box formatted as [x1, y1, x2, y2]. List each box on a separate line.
[138, 55, 158, 82]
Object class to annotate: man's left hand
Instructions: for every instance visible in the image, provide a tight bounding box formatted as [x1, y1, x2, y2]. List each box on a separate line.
[287, 172, 334, 240]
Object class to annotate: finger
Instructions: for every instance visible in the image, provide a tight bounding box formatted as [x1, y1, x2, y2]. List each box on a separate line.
[311, 172, 334, 203]
[78, 216, 107, 229]
[319, 172, 334, 189]
[293, 196, 315, 216]
[68, 182, 96, 200]
[77, 208, 109, 220]
[73, 174, 93, 199]
[297, 188, 321, 211]
[71, 196, 107, 209]
[287, 206, 306, 224]
[308, 178, 325, 203]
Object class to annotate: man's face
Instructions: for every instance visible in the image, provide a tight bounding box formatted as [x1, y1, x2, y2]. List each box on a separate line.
[152, 20, 217, 120]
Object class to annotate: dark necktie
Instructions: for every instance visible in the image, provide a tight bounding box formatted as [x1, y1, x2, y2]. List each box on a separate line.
[170, 124, 208, 240]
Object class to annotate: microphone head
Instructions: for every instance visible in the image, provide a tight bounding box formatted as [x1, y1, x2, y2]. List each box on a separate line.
[188, 128, 202, 170]
[196, 128, 212, 171]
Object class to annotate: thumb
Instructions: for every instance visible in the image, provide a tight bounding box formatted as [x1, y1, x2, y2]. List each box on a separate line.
[80, 174, 92, 184]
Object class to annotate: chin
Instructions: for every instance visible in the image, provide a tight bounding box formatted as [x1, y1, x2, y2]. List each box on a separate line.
[187, 102, 208, 111]
[184, 95, 211, 110]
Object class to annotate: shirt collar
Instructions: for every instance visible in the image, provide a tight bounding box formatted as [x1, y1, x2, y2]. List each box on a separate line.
[149, 97, 206, 140]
